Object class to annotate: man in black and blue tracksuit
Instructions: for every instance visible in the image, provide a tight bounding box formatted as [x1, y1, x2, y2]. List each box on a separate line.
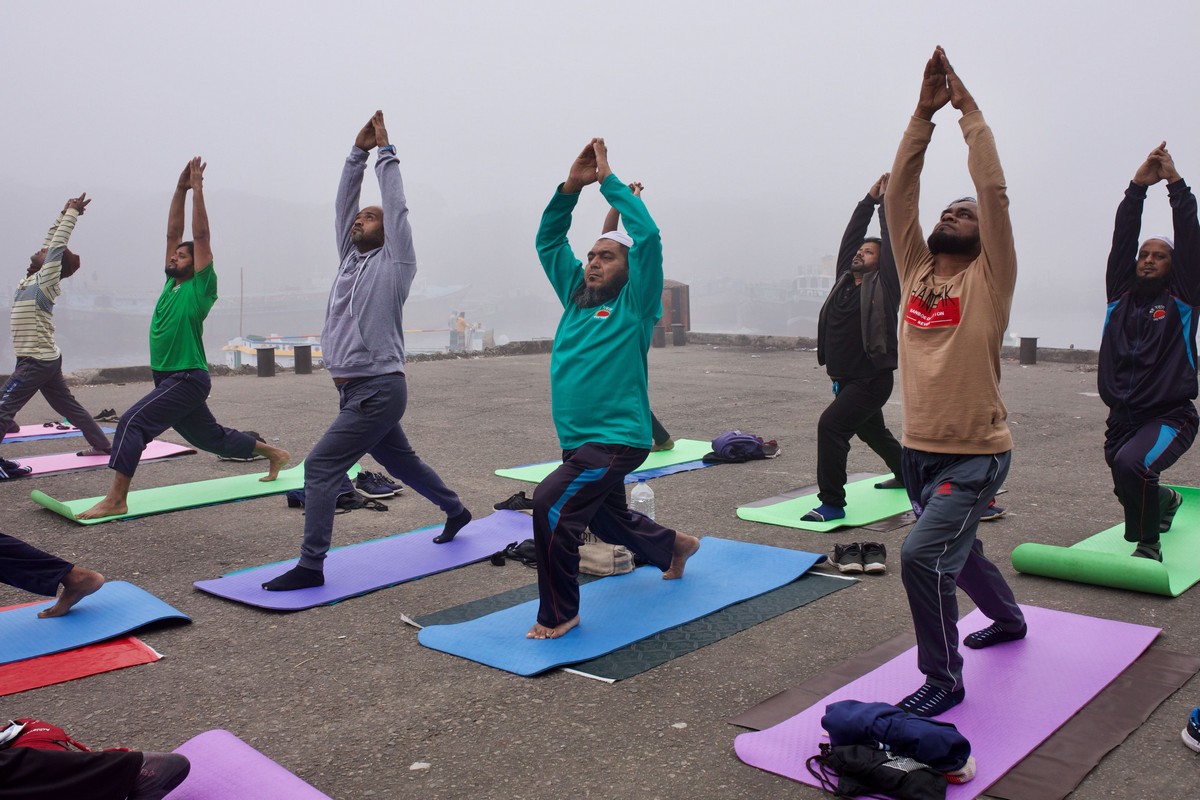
[1099, 142, 1200, 561]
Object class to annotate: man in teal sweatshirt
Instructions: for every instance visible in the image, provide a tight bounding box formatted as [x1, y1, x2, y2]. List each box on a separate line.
[528, 138, 700, 640]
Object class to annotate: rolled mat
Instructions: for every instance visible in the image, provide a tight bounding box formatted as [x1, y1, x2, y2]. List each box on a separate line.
[1011, 484, 1200, 597]
[194, 510, 534, 611]
[0, 637, 161, 697]
[30, 462, 358, 525]
[169, 729, 331, 799]
[433, 572, 851, 681]
[2, 423, 115, 442]
[733, 605, 1159, 797]
[418, 537, 825, 676]
[494, 438, 714, 484]
[736, 473, 912, 531]
[0, 581, 190, 666]
[17, 440, 195, 477]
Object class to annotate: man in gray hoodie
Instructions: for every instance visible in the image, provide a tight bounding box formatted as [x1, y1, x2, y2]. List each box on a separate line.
[263, 111, 470, 591]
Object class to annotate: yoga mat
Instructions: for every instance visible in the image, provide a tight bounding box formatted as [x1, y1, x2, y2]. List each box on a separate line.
[2, 423, 114, 442]
[495, 438, 714, 484]
[1011, 485, 1200, 597]
[418, 537, 825, 676]
[0, 637, 161, 696]
[737, 472, 911, 531]
[18, 440, 195, 477]
[169, 729, 331, 800]
[0, 581, 189, 666]
[30, 462, 357, 525]
[733, 605, 1159, 797]
[194, 510, 533, 611]
[418, 572, 851, 681]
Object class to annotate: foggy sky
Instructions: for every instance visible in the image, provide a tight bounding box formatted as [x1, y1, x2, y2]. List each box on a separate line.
[4, 0, 1200, 349]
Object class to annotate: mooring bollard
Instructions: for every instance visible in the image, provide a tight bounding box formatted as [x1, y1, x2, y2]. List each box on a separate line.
[256, 347, 275, 377]
[652, 325, 666, 348]
[671, 323, 687, 346]
[1019, 337, 1037, 365]
[293, 345, 312, 375]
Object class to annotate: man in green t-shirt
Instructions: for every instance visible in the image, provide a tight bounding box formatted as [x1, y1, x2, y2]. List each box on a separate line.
[526, 139, 700, 640]
[78, 159, 290, 520]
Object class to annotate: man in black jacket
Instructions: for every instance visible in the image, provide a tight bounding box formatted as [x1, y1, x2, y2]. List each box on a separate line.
[1099, 141, 1200, 561]
[804, 174, 904, 523]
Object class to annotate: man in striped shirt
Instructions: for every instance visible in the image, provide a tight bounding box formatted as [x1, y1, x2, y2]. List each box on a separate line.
[0, 194, 112, 480]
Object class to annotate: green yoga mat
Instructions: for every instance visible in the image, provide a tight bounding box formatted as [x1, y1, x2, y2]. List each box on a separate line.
[1011, 485, 1200, 597]
[736, 473, 911, 531]
[494, 438, 712, 483]
[31, 463, 360, 526]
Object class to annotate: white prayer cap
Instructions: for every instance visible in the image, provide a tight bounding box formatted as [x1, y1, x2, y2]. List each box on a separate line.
[598, 231, 634, 248]
[1143, 234, 1175, 250]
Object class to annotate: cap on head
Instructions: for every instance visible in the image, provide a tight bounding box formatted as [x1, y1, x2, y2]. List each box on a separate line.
[598, 231, 634, 248]
[61, 248, 81, 278]
[1143, 234, 1175, 250]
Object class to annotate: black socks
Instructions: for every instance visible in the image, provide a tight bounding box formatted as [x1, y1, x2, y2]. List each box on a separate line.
[433, 508, 472, 544]
[262, 565, 324, 591]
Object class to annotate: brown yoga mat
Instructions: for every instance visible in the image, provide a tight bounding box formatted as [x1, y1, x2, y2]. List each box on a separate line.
[729, 635, 1199, 800]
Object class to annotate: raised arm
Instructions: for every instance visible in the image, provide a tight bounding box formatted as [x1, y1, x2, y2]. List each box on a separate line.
[876, 185, 900, 306]
[37, 194, 88, 290]
[165, 161, 190, 267]
[837, 175, 886, 277]
[536, 143, 591, 306]
[603, 181, 643, 234]
[1160, 146, 1200, 304]
[1106, 148, 1161, 301]
[595, 140, 662, 316]
[370, 112, 415, 272]
[188, 157, 213, 273]
[335, 113, 375, 260]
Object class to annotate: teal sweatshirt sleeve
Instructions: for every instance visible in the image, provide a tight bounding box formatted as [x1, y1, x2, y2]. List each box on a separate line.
[536, 186, 584, 307]
[600, 175, 662, 320]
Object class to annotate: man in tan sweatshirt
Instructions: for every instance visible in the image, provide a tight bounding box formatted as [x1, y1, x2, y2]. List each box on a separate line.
[884, 46, 1026, 717]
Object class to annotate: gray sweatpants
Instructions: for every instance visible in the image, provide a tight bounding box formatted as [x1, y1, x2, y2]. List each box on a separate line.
[299, 373, 464, 569]
[900, 448, 1024, 692]
[0, 356, 110, 451]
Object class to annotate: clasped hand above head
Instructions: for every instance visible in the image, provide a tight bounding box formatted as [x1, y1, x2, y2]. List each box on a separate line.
[563, 138, 614, 193]
[915, 45, 978, 121]
[1133, 141, 1183, 187]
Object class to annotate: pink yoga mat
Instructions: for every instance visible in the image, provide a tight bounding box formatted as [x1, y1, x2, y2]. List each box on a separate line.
[734, 605, 1159, 797]
[17, 440, 195, 476]
[167, 730, 331, 799]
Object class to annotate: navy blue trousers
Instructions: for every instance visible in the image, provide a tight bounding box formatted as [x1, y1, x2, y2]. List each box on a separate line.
[0, 532, 72, 597]
[900, 449, 1023, 692]
[108, 370, 256, 477]
[532, 443, 677, 627]
[299, 374, 463, 569]
[1104, 404, 1198, 545]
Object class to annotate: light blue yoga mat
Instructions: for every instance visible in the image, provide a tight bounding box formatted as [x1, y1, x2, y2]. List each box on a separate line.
[417, 537, 824, 676]
[0, 581, 190, 666]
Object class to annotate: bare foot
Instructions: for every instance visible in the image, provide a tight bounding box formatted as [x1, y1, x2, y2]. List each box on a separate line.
[663, 533, 701, 580]
[525, 616, 579, 639]
[258, 445, 291, 482]
[76, 497, 128, 520]
[38, 567, 105, 617]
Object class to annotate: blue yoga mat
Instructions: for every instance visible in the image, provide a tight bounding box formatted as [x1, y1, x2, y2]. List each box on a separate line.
[417, 537, 824, 676]
[0, 581, 190, 666]
[194, 510, 533, 611]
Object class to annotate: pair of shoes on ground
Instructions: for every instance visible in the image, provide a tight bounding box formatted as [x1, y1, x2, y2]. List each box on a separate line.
[355, 470, 405, 499]
[93, 408, 120, 423]
[0, 457, 32, 480]
[830, 542, 886, 575]
[979, 498, 1006, 521]
[1183, 707, 1200, 753]
[493, 490, 534, 513]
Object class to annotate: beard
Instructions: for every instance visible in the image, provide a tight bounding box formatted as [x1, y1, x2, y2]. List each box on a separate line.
[572, 275, 627, 309]
[164, 264, 194, 281]
[1132, 274, 1169, 303]
[927, 229, 980, 256]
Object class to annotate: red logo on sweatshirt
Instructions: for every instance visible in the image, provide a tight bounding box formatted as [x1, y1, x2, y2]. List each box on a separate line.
[937, 482, 953, 495]
[593, 306, 613, 320]
[905, 286, 960, 329]
[1152, 306, 1167, 321]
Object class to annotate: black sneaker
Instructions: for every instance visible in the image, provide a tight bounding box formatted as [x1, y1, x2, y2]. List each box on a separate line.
[1160, 487, 1183, 533]
[861, 542, 887, 575]
[0, 458, 32, 480]
[355, 471, 396, 499]
[830, 542, 864, 574]
[493, 491, 534, 512]
[897, 683, 965, 717]
[1183, 707, 1200, 753]
[378, 474, 406, 495]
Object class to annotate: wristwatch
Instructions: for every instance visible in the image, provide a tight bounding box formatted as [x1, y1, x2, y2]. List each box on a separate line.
[378, 145, 396, 155]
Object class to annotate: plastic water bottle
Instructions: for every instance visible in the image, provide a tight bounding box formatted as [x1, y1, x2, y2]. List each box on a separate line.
[630, 479, 656, 520]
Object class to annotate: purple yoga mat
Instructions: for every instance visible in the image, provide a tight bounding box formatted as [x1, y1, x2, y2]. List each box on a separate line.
[167, 729, 330, 799]
[194, 510, 532, 610]
[734, 605, 1159, 797]
[18, 440, 195, 476]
